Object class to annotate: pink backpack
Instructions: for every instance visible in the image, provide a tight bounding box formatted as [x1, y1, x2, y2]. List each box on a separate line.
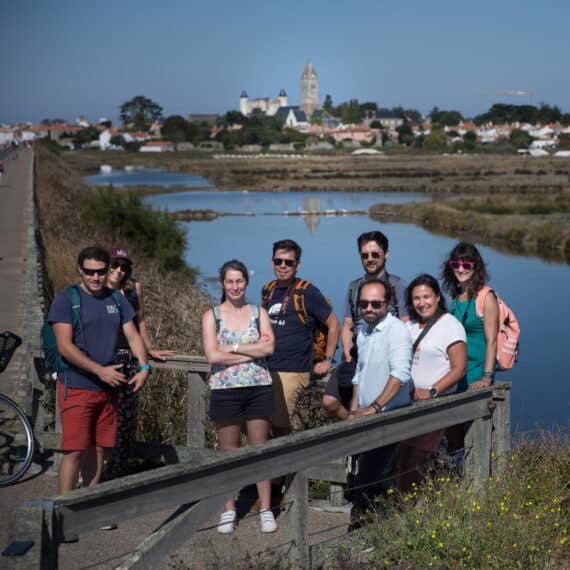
[475, 286, 520, 370]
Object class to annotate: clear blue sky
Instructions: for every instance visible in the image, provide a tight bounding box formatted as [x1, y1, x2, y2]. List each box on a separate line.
[2, 0, 569, 124]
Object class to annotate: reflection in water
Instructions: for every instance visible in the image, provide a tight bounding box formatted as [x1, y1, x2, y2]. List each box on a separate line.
[303, 197, 321, 233]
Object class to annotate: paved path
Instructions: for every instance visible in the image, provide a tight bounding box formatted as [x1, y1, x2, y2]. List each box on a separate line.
[0, 148, 32, 398]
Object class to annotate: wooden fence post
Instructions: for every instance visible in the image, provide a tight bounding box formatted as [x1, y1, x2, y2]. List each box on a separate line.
[286, 470, 309, 569]
[186, 372, 207, 448]
[491, 385, 511, 476]
[464, 415, 492, 485]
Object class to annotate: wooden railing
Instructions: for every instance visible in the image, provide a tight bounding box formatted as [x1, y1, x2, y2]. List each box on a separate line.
[7, 354, 511, 569]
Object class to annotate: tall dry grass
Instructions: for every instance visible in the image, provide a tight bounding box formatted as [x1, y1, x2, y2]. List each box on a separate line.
[34, 143, 211, 444]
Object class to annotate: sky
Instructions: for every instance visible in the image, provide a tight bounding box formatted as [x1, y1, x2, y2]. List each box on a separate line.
[2, 0, 569, 125]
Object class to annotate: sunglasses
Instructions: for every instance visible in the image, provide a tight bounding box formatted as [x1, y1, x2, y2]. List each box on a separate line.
[449, 260, 475, 271]
[111, 260, 131, 272]
[358, 299, 387, 310]
[81, 266, 108, 276]
[360, 251, 383, 260]
[273, 258, 296, 267]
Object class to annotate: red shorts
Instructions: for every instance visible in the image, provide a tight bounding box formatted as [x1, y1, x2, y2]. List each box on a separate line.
[58, 384, 118, 451]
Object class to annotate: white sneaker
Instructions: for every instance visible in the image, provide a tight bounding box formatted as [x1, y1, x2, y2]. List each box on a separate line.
[259, 509, 277, 533]
[217, 510, 236, 534]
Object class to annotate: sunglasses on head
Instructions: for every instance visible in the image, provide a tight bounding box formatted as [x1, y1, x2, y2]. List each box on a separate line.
[81, 266, 108, 276]
[360, 251, 383, 260]
[110, 260, 131, 271]
[449, 259, 475, 271]
[358, 299, 387, 310]
[273, 258, 296, 267]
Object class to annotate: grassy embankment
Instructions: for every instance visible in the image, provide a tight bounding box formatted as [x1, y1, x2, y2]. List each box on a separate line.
[62, 150, 570, 262]
[339, 431, 569, 570]
[34, 143, 211, 446]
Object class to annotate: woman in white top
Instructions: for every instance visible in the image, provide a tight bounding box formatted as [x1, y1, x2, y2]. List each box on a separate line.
[397, 274, 467, 493]
[202, 260, 277, 534]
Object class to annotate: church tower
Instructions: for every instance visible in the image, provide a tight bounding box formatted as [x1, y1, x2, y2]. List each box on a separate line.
[300, 60, 320, 117]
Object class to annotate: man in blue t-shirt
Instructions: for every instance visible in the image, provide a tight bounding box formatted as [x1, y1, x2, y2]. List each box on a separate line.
[262, 239, 339, 437]
[48, 246, 151, 494]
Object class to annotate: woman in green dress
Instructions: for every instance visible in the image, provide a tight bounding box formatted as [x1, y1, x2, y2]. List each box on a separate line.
[441, 242, 499, 391]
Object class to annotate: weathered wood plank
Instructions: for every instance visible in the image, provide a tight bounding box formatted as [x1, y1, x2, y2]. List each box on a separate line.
[114, 495, 228, 570]
[187, 372, 207, 448]
[491, 385, 511, 476]
[464, 415, 492, 485]
[54, 390, 494, 536]
[285, 470, 309, 568]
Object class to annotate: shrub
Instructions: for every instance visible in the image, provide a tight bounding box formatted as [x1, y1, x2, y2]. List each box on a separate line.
[80, 186, 191, 275]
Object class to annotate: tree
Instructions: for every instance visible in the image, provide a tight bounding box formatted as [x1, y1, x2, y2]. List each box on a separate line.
[430, 107, 463, 127]
[339, 99, 363, 124]
[323, 94, 334, 111]
[119, 95, 163, 128]
[463, 131, 477, 151]
[216, 110, 247, 127]
[162, 115, 190, 144]
[396, 122, 414, 145]
[311, 111, 323, 126]
[403, 109, 422, 123]
[422, 129, 447, 152]
[509, 129, 532, 149]
[558, 133, 570, 150]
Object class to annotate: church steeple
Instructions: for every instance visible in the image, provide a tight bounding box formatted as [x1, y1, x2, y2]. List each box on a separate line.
[300, 59, 320, 117]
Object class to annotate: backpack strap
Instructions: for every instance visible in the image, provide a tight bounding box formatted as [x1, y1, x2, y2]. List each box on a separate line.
[348, 278, 362, 323]
[292, 279, 311, 329]
[261, 280, 278, 307]
[475, 285, 494, 319]
[68, 284, 87, 352]
[212, 305, 222, 335]
[250, 304, 260, 335]
[385, 271, 400, 319]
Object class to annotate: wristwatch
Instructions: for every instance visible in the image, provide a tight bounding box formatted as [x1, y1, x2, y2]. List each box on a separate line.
[324, 355, 335, 363]
[232, 343, 239, 353]
[428, 386, 438, 398]
[138, 363, 152, 373]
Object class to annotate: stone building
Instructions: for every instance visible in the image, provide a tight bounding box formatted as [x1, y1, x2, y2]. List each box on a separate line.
[239, 89, 288, 117]
[300, 60, 320, 118]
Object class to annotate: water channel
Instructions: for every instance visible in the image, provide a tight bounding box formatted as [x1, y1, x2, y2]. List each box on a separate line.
[88, 169, 570, 433]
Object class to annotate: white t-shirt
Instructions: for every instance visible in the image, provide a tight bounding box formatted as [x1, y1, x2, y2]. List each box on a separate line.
[407, 313, 466, 394]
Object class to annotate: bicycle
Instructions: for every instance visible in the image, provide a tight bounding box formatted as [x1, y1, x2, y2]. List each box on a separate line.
[0, 331, 35, 486]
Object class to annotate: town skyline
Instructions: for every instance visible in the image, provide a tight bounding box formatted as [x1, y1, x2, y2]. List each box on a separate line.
[2, 1, 570, 125]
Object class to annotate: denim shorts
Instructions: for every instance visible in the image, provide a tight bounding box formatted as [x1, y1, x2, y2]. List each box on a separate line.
[209, 385, 274, 423]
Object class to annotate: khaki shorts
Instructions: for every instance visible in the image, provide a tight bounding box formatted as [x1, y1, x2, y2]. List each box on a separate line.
[270, 371, 311, 429]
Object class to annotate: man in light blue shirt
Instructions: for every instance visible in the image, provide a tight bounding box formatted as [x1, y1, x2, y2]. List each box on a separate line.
[348, 279, 412, 526]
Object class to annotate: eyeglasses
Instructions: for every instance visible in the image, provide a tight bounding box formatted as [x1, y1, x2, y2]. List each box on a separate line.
[358, 299, 388, 310]
[110, 260, 131, 272]
[81, 266, 108, 276]
[449, 260, 475, 271]
[360, 251, 383, 260]
[273, 258, 296, 267]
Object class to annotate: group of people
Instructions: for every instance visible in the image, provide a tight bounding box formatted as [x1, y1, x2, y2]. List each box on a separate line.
[202, 233, 499, 533]
[47, 232, 499, 535]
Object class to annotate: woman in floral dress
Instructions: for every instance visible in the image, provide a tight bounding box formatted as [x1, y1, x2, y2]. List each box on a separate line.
[202, 259, 277, 534]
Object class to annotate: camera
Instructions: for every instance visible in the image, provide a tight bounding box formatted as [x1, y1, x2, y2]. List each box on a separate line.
[112, 349, 138, 380]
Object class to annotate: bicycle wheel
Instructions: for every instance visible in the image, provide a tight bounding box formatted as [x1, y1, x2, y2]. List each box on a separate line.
[0, 393, 35, 486]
